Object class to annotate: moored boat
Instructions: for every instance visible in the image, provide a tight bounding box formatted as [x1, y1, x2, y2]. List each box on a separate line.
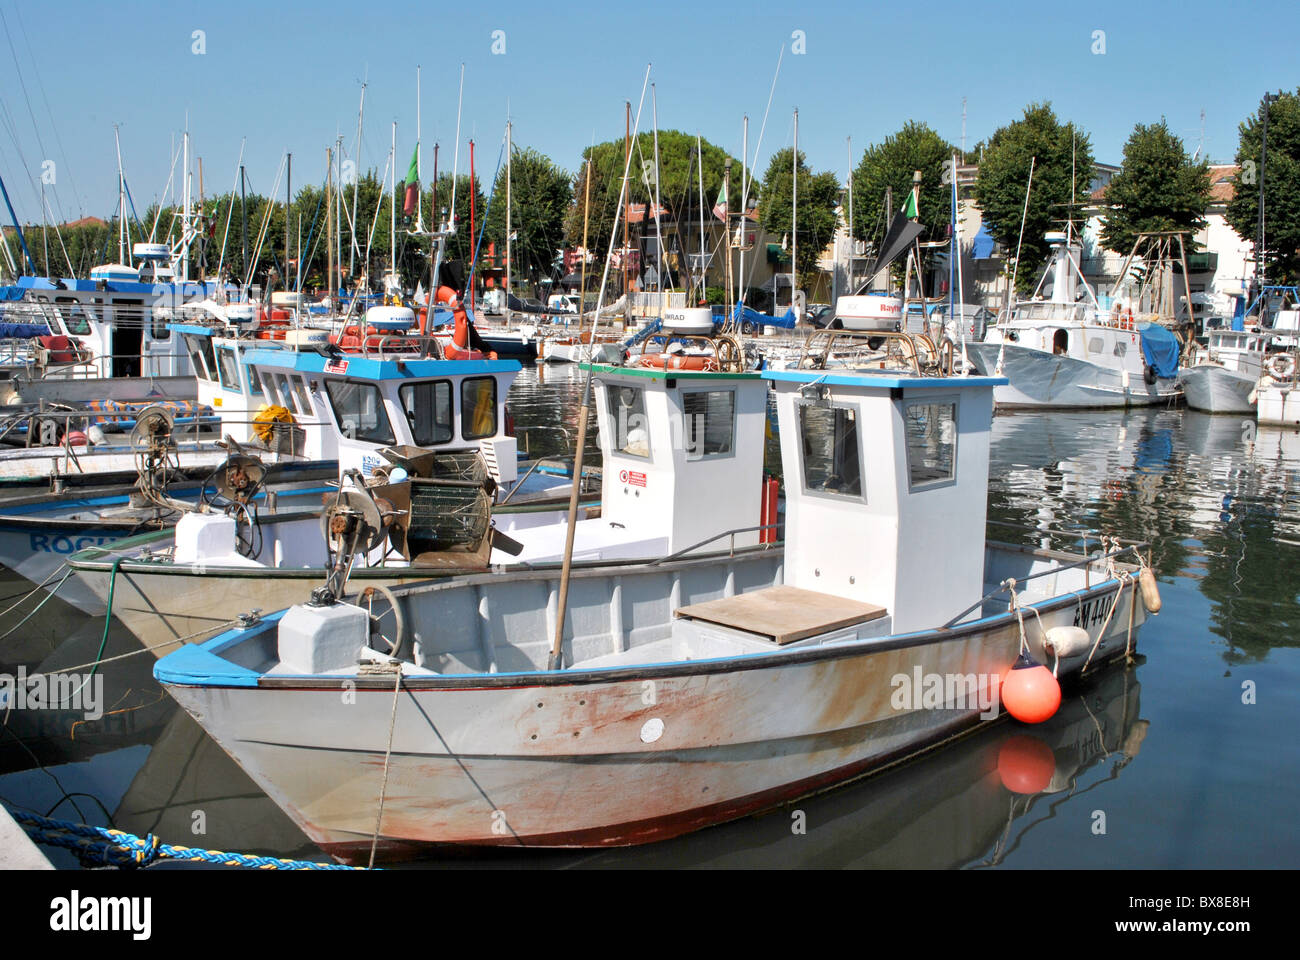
[155, 352, 1161, 861]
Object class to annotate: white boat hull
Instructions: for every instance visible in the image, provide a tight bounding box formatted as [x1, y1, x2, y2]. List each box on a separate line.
[965, 342, 1180, 409]
[158, 545, 1147, 861]
[1181, 365, 1258, 415]
[1257, 382, 1300, 426]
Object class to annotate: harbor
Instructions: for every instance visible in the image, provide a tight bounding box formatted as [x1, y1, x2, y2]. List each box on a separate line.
[0, 3, 1295, 911]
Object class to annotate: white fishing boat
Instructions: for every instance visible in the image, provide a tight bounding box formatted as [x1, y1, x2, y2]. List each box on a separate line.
[1182, 287, 1300, 415]
[71, 361, 772, 655]
[155, 354, 1161, 862]
[965, 233, 1183, 408]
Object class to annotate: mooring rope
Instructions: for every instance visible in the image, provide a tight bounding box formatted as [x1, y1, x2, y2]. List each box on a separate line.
[13, 811, 364, 870]
[366, 659, 404, 869]
[0, 567, 73, 642]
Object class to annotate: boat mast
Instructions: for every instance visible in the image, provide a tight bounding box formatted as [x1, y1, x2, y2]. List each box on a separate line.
[327, 146, 334, 309]
[651, 83, 663, 296]
[390, 121, 397, 283]
[738, 115, 747, 310]
[114, 125, 127, 265]
[696, 132, 704, 300]
[450, 63, 463, 236]
[792, 107, 798, 318]
[285, 153, 291, 294]
[506, 117, 512, 306]
[351, 81, 366, 276]
[415, 66, 424, 234]
[182, 127, 191, 282]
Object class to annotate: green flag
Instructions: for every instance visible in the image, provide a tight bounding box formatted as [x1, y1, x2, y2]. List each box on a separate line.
[403, 145, 420, 216]
[903, 187, 919, 220]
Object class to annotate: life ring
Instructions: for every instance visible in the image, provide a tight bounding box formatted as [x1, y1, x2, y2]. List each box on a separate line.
[1267, 353, 1297, 382]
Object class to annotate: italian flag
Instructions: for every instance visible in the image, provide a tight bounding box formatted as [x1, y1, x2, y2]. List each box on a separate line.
[712, 179, 728, 221]
[403, 145, 420, 217]
[903, 186, 919, 220]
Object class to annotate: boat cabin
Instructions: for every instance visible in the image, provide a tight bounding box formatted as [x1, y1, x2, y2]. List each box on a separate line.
[237, 348, 521, 482]
[671, 368, 1002, 640]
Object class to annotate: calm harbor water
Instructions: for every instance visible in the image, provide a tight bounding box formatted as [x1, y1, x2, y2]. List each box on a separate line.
[2, 363, 1297, 869]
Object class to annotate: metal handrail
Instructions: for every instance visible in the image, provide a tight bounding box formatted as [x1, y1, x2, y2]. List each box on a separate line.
[649, 522, 783, 565]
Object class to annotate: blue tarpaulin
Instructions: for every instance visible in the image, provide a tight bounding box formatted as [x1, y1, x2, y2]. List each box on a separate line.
[0, 322, 49, 338]
[731, 304, 795, 329]
[1138, 322, 1180, 379]
[0, 286, 25, 302]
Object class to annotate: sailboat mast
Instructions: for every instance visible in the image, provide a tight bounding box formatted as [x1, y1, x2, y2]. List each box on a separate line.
[696, 132, 704, 299]
[792, 108, 798, 316]
[285, 153, 291, 294]
[390, 121, 397, 279]
[114, 125, 127, 265]
[416, 66, 423, 234]
[351, 82, 366, 275]
[739, 116, 747, 308]
[450, 64, 463, 236]
[651, 84, 664, 295]
[182, 128, 191, 282]
[506, 119, 512, 305]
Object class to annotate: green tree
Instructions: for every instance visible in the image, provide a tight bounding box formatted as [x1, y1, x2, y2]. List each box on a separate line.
[757, 147, 841, 291]
[1226, 89, 1300, 285]
[974, 103, 1094, 292]
[1099, 120, 1211, 255]
[850, 121, 956, 246]
[565, 132, 745, 261]
[485, 147, 571, 290]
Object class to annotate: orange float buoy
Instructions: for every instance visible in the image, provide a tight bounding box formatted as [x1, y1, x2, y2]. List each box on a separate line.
[1001, 652, 1061, 724]
[65, 430, 89, 448]
[997, 734, 1056, 794]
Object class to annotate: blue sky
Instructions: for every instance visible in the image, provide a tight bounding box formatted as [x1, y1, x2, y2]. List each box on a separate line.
[1, 0, 1295, 227]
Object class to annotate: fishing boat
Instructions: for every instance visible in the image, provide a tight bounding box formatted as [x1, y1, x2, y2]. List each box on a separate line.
[965, 233, 1183, 408]
[1181, 287, 1300, 415]
[70, 359, 772, 654]
[155, 349, 1161, 862]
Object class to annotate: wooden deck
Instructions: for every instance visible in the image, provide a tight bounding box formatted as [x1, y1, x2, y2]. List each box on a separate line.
[675, 585, 887, 645]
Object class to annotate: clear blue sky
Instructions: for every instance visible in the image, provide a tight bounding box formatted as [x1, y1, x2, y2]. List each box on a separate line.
[1, 0, 1295, 227]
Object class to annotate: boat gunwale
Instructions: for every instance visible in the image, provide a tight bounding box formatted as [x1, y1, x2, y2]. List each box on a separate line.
[157, 540, 1141, 692]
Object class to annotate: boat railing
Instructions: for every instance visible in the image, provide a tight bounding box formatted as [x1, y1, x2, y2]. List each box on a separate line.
[798, 329, 951, 376]
[649, 522, 783, 565]
[632, 332, 747, 372]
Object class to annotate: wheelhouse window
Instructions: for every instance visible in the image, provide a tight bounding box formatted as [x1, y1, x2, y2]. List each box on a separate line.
[289, 376, 310, 414]
[681, 389, 735, 460]
[183, 334, 213, 380]
[460, 376, 497, 441]
[797, 401, 862, 499]
[216, 346, 243, 390]
[400, 380, 453, 445]
[607, 384, 651, 459]
[325, 379, 395, 444]
[903, 400, 957, 489]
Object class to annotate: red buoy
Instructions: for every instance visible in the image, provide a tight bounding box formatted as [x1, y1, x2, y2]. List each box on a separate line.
[1001, 652, 1061, 724]
[66, 430, 89, 448]
[997, 734, 1056, 794]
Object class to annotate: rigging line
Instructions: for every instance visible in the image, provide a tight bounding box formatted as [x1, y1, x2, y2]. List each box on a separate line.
[11, 1, 83, 220]
[0, 5, 62, 222]
[742, 43, 784, 214]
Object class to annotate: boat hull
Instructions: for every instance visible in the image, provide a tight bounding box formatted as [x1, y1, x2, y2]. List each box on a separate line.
[965, 342, 1180, 409]
[159, 551, 1145, 861]
[1257, 382, 1300, 426]
[1181, 364, 1258, 415]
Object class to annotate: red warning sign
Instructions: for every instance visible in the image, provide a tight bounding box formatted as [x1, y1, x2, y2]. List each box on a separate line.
[620, 469, 647, 487]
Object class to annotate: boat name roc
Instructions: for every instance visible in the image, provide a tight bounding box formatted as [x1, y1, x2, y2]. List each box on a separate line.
[890, 666, 1000, 720]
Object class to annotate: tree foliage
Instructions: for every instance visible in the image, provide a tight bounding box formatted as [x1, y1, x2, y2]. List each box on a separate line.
[849, 121, 956, 246]
[1099, 120, 1210, 256]
[973, 103, 1094, 291]
[757, 147, 841, 290]
[1226, 89, 1300, 285]
[484, 147, 571, 289]
[565, 131, 746, 260]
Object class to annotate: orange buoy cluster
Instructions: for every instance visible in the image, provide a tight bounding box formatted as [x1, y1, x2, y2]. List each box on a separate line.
[1001, 652, 1061, 724]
